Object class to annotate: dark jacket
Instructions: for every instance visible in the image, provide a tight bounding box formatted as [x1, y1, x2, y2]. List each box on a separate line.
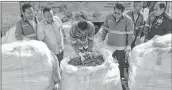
[147, 13, 172, 40]
[126, 10, 144, 38]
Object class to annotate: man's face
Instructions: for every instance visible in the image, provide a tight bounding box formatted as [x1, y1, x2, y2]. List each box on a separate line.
[23, 7, 34, 20]
[43, 10, 54, 23]
[113, 8, 123, 19]
[143, 2, 147, 8]
[154, 4, 164, 16]
[134, 2, 143, 12]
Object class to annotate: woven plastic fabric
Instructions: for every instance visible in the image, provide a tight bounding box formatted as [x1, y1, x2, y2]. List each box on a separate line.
[60, 48, 122, 90]
[2, 26, 17, 44]
[2, 40, 59, 90]
[128, 34, 172, 90]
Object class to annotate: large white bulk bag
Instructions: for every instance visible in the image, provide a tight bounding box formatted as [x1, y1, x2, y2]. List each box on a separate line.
[128, 34, 172, 90]
[2, 26, 17, 44]
[2, 40, 60, 90]
[60, 48, 122, 90]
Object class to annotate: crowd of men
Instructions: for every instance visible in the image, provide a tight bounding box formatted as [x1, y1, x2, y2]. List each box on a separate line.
[12, 1, 171, 90]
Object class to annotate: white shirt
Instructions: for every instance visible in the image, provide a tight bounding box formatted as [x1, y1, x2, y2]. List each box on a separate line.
[37, 16, 64, 54]
[141, 8, 149, 21]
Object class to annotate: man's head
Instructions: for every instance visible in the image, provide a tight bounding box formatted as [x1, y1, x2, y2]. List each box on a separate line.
[154, 2, 166, 16]
[143, 2, 148, 8]
[133, 1, 143, 12]
[22, 4, 34, 20]
[113, 2, 125, 19]
[43, 7, 54, 23]
[77, 20, 89, 32]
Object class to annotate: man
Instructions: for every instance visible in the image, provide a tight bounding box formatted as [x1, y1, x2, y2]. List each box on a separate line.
[145, 2, 172, 41]
[101, 2, 134, 81]
[37, 7, 64, 65]
[15, 4, 39, 40]
[70, 20, 95, 55]
[127, 1, 144, 49]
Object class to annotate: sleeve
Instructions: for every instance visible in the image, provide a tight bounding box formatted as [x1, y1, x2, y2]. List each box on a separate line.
[58, 27, 64, 50]
[101, 18, 109, 41]
[87, 22, 95, 52]
[15, 21, 23, 40]
[126, 17, 134, 47]
[138, 16, 145, 38]
[56, 16, 66, 38]
[70, 24, 77, 44]
[164, 19, 172, 34]
[37, 23, 46, 41]
[144, 13, 153, 40]
[51, 51, 61, 85]
[69, 24, 80, 54]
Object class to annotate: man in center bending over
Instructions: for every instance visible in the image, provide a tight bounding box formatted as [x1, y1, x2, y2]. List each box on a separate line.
[70, 20, 95, 55]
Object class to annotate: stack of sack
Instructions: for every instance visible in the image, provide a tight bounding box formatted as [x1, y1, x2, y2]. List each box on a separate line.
[128, 34, 171, 90]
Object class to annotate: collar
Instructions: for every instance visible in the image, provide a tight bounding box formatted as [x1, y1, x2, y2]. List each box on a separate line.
[155, 13, 165, 19]
[112, 13, 124, 20]
[43, 18, 55, 25]
[23, 16, 37, 23]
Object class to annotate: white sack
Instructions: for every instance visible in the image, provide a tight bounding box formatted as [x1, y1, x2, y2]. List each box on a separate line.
[60, 48, 122, 90]
[2, 40, 60, 90]
[2, 26, 17, 44]
[128, 34, 172, 90]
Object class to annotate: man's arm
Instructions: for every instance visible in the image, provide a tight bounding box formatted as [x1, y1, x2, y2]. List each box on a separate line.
[51, 51, 61, 85]
[126, 17, 134, 47]
[87, 22, 95, 52]
[101, 18, 109, 41]
[165, 19, 172, 34]
[54, 16, 66, 40]
[15, 21, 23, 40]
[37, 23, 45, 41]
[53, 18, 64, 53]
[138, 15, 145, 38]
[144, 13, 154, 41]
[70, 24, 81, 54]
[57, 27, 64, 53]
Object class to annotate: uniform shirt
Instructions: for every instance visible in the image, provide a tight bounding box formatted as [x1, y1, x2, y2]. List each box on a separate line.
[37, 16, 64, 54]
[70, 21, 95, 53]
[101, 13, 134, 50]
[147, 12, 172, 40]
[15, 17, 38, 40]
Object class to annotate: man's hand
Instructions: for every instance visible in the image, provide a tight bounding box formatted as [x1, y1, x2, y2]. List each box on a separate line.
[125, 46, 131, 54]
[152, 35, 160, 39]
[16, 34, 24, 40]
